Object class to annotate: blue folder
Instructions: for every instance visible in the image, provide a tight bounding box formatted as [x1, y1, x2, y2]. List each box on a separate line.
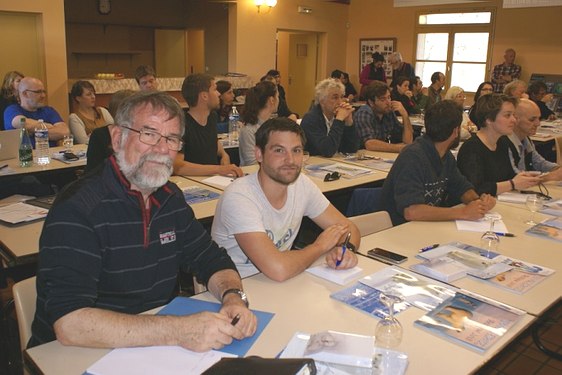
[158, 297, 275, 356]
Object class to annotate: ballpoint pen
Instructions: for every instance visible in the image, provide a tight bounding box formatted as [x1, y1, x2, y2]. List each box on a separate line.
[230, 314, 241, 326]
[336, 232, 351, 267]
[0, 164, 8, 170]
[419, 244, 439, 252]
[495, 232, 515, 237]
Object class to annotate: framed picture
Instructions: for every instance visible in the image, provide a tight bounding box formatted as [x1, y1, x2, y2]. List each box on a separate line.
[359, 38, 397, 81]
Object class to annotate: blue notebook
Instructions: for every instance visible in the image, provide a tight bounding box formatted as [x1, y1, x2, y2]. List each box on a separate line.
[182, 186, 221, 205]
[158, 297, 275, 356]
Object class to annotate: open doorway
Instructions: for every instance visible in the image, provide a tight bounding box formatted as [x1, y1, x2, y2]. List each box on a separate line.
[276, 30, 323, 117]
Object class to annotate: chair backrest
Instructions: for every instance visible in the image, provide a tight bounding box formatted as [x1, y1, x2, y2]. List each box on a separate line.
[349, 211, 393, 237]
[345, 187, 383, 217]
[12, 276, 37, 351]
[555, 136, 562, 165]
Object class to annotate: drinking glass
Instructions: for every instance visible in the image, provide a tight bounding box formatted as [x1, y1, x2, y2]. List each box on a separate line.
[525, 195, 544, 225]
[63, 134, 74, 151]
[375, 293, 403, 349]
[480, 212, 501, 257]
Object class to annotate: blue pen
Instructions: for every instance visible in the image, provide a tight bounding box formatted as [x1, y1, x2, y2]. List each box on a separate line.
[336, 232, 351, 267]
[495, 232, 515, 237]
[420, 244, 439, 253]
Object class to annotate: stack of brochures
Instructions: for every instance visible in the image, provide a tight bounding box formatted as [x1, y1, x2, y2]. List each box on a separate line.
[540, 200, 562, 216]
[182, 186, 220, 205]
[526, 217, 562, 243]
[415, 291, 525, 353]
[0, 202, 48, 225]
[305, 163, 372, 179]
[411, 242, 554, 294]
[280, 331, 409, 374]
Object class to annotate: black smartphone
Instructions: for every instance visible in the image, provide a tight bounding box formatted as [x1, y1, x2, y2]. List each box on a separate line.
[367, 248, 408, 264]
[63, 151, 79, 161]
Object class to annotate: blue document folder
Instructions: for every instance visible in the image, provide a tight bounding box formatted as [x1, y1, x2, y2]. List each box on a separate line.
[158, 297, 275, 356]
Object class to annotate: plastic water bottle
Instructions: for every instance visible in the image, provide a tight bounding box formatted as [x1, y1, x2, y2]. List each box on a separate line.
[19, 121, 33, 167]
[228, 106, 240, 144]
[34, 119, 50, 165]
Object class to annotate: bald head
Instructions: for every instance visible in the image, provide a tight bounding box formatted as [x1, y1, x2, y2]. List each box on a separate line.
[514, 99, 541, 139]
[18, 77, 46, 111]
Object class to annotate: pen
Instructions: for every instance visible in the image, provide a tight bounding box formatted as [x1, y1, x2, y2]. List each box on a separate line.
[420, 244, 439, 253]
[495, 232, 515, 237]
[336, 232, 352, 267]
[230, 314, 241, 326]
[0, 164, 8, 170]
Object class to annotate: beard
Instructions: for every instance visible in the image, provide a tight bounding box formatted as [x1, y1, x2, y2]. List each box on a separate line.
[261, 162, 301, 186]
[115, 151, 173, 193]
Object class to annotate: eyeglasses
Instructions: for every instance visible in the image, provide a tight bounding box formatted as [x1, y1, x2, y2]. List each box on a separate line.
[324, 172, 341, 182]
[25, 89, 47, 95]
[121, 125, 184, 151]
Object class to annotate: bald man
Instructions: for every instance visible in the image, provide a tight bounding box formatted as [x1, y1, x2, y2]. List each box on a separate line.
[4, 77, 69, 145]
[507, 99, 562, 182]
[491, 48, 522, 93]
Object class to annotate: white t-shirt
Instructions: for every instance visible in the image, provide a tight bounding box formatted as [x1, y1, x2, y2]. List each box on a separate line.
[211, 172, 330, 278]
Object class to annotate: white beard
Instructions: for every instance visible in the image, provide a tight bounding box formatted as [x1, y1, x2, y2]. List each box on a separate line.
[116, 151, 173, 192]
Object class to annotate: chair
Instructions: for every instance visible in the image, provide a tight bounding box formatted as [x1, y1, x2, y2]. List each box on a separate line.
[349, 211, 393, 236]
[12, 276, 36, 351]
[345, 187, 383, 217]
[555, 135, 562, 165]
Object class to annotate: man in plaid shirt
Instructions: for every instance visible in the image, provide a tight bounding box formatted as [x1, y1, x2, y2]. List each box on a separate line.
[491, 49, 521, 93]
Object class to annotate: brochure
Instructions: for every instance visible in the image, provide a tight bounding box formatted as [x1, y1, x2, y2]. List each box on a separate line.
[415, 291, 525, 353]
[330, 282, 409, 320]
[342, 155, 394, 172]
[485, 269, 547, 294]
[526, 217, 562, 243]
[0, 202, 48, 225]
[541, 199, 562, 216]
[359, 267, 457, 311]
[182, 186, 220, 205]
[305, 162, 373, 179]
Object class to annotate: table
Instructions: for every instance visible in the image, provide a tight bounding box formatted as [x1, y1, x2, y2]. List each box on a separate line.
[357, 201, 562, 317]
[0, 145, 88, 178]
[184, 156, 388, 194]
[24, 253, 535, 375]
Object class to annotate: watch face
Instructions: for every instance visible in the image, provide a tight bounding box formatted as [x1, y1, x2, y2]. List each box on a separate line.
[98, 0, 111, 14]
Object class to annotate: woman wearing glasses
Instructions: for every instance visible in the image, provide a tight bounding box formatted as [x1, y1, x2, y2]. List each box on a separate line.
[69, 80, 113, 144]
[468, 82, 493, 126]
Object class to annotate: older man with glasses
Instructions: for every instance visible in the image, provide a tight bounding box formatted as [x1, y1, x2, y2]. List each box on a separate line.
[3, 76, 69, 146]
[29, 91, 257, 350]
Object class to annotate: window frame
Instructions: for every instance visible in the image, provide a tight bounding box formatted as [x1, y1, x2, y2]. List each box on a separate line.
[413, 7, 496, 93]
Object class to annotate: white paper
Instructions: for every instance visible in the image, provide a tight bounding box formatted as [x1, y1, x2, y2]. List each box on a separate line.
[201, 175, 236, 188]
[497, 192, 529, 203]
[87, 346, 235, 375]
[455, 218, 508, 233]
[306, 264, 363, 285]
[0, 202, 48, 224]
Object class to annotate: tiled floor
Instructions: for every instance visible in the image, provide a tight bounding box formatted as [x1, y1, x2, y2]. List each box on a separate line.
[1, 278, 561, 375]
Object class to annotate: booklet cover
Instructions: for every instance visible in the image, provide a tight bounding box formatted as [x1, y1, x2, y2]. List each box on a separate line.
[526, 217, 562, 243]
[415, 291, 525, 353]
[305, 162, 373, 179]
[541, 199, 562, 216]
[485, 269, 547, 294]
[330, 282, 409, 320]
[182, 186, 220, 205]
[359, 267, 457, 311]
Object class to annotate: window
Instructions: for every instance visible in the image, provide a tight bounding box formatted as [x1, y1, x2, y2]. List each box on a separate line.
[414, 10, 494, 92]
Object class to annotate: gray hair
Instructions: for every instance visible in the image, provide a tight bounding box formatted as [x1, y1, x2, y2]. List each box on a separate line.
[115, 91, 185, 143]
[314, 78, 345, 105]
[444, 86, 464, 101]
[503, 80, 527, 96]
[388, 52, 403, 63]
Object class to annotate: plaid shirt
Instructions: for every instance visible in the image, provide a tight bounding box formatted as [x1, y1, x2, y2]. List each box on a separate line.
[353, 104, 403, 146]
[492, 63, 521, 93]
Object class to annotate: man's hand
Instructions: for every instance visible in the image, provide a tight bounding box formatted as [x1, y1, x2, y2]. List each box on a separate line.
[460, 199, 489, 220]
[220, 296, 257, 338]
[218, 164, 244, 177]
[513, 172, 541, 190]
[312, 224, 349, 253]
[335, 102, 354, 125]
[480, 193, 496, 212]
[325, 245, 358, 269]
[543, 167, 562, 182]
[175, 312, 243, 352]
[391, 101, 408, 118]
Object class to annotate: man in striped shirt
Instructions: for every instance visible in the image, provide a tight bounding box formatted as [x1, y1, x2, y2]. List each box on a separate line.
[30, 91, 256, 351]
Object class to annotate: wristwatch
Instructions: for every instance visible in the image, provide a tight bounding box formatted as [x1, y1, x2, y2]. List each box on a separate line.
[222, 288, 249, 307]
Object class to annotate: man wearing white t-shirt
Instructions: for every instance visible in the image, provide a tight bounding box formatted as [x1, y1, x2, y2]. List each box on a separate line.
[212, 118, 360, 281]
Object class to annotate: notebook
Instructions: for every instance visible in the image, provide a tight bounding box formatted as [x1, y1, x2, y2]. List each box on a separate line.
[0, 129, 20, 161]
